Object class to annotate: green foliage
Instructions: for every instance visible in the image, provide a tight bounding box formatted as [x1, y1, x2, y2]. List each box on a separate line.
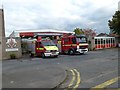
[10, 53, 16, 59]
[108, 11, 120, 35]
[88, 40, 91, 44]
[73, 28, 84, 35]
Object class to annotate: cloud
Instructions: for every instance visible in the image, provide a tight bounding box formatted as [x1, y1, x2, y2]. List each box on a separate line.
[1, 0, 120, 36]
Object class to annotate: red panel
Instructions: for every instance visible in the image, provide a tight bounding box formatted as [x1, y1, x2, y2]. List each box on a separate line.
[96, 44, 101, 49]
[20, 32, 34, 37]
[98, 44, 101, 48]
[101, 44, 103, 48]
[95, 45, 98, 48]
[105, 44, 107, 48]
[106, 44, 109, 48]
[111, 44, 113, 47]
[113, 44, 116, 47]
[108, 44, 110, 48]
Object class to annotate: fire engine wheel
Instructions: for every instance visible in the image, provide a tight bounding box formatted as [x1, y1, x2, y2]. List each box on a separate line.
[41, 53, 45, 58]
[54, 55, 58, 58]
[30, 53, 34, 57]
[80, 52, 84, 55]
[68, 49, 75, 55]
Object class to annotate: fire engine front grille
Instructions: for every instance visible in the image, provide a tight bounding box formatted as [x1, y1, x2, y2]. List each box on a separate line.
[79, 46, 86, 49]
[50, 50, 57, 52]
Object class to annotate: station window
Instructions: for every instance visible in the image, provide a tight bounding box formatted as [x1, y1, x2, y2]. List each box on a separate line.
[113, 39, 115, 44]
[110, 38, 113, 43]
[109, 39, 110, 44]
[111, 38, 113, 44]
[95, 39, 97, 44]
[106, 39, 109, 44]
[101, 39, 103, 44]
[98, 39, 100, 44]
[103, 40, 105, 44]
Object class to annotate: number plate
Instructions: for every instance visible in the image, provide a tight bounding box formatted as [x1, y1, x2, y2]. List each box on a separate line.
[52, 52, 56, 54]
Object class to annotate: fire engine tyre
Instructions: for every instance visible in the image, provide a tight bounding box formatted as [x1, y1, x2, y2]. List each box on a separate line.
[41, 53, 45, 58]
[54, 55, 58, 58]
[68, 49, 75, 55]
[80, 52, 84, 55]
[30, 53, 34, 57]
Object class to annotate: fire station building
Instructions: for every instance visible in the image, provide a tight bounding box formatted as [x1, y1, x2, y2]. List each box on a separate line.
[14, 29, 74, 39]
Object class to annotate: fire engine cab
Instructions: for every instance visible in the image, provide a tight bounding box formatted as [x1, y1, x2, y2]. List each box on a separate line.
[57, 34, 88, 55]
[22, 36, 59, 58]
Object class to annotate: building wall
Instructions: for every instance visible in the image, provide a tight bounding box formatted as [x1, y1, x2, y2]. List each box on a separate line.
[0, 9, 2, 60]
[0, 9, 22, 60]
[2, 37, 22, 60]
[0, 9, 5, 60]
[0, 37, 2, 60]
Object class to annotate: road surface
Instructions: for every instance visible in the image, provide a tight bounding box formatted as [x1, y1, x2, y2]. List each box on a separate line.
[2, 48, 119, 89]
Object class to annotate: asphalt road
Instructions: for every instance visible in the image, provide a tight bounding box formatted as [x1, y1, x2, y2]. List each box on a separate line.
[2, 48, 119, 89]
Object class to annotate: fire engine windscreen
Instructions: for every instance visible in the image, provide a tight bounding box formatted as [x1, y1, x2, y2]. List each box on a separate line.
[76, 37, 87, 43]
[41, 41, 56, 46]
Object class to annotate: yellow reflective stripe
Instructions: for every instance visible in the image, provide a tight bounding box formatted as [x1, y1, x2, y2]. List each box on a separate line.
[63, 45, 71, 46]
[36, 48, 44, 50]
[62, 44, 77, 46]
[39, 48, 44, 50]
[72, 44, 77, 46]
[79, 43, 88, 46]
[44, 46, 58, 50]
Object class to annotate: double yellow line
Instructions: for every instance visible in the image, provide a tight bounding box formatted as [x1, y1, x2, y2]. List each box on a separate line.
[91, 76, 120, 89]
[51, 69, 81, 90]
[53, 69, 119, 90]
[68, 69, 81, 90]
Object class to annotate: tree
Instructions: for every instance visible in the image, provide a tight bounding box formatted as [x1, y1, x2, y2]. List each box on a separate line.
[83, 28, 96, 38]
[73, 28, 84, 35]
[83, 28, 96, 45]
[108, 11, 120, 35]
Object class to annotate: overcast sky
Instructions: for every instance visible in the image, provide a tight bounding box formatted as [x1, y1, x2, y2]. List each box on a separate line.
[0, 0, 119, 36]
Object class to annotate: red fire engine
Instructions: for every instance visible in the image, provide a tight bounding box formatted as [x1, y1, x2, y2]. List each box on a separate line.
[22, 36, 59, 58]
[57, 34, 88, 55]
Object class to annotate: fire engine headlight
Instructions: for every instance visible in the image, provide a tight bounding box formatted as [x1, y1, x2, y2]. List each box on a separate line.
[45, 50, 51, 53]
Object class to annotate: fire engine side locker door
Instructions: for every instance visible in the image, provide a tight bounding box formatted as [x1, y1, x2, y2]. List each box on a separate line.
[62, 38, 70, 53]
[35, 41, 45, 56]
[35, 41, 39, 55]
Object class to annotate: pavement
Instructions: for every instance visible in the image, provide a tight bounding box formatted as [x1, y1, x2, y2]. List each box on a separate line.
[2, 62, 67, 88]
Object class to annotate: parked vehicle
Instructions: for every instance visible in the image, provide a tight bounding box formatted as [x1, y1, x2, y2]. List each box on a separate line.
[22, 37, 59, 58]
[57, 34, 88, 55]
